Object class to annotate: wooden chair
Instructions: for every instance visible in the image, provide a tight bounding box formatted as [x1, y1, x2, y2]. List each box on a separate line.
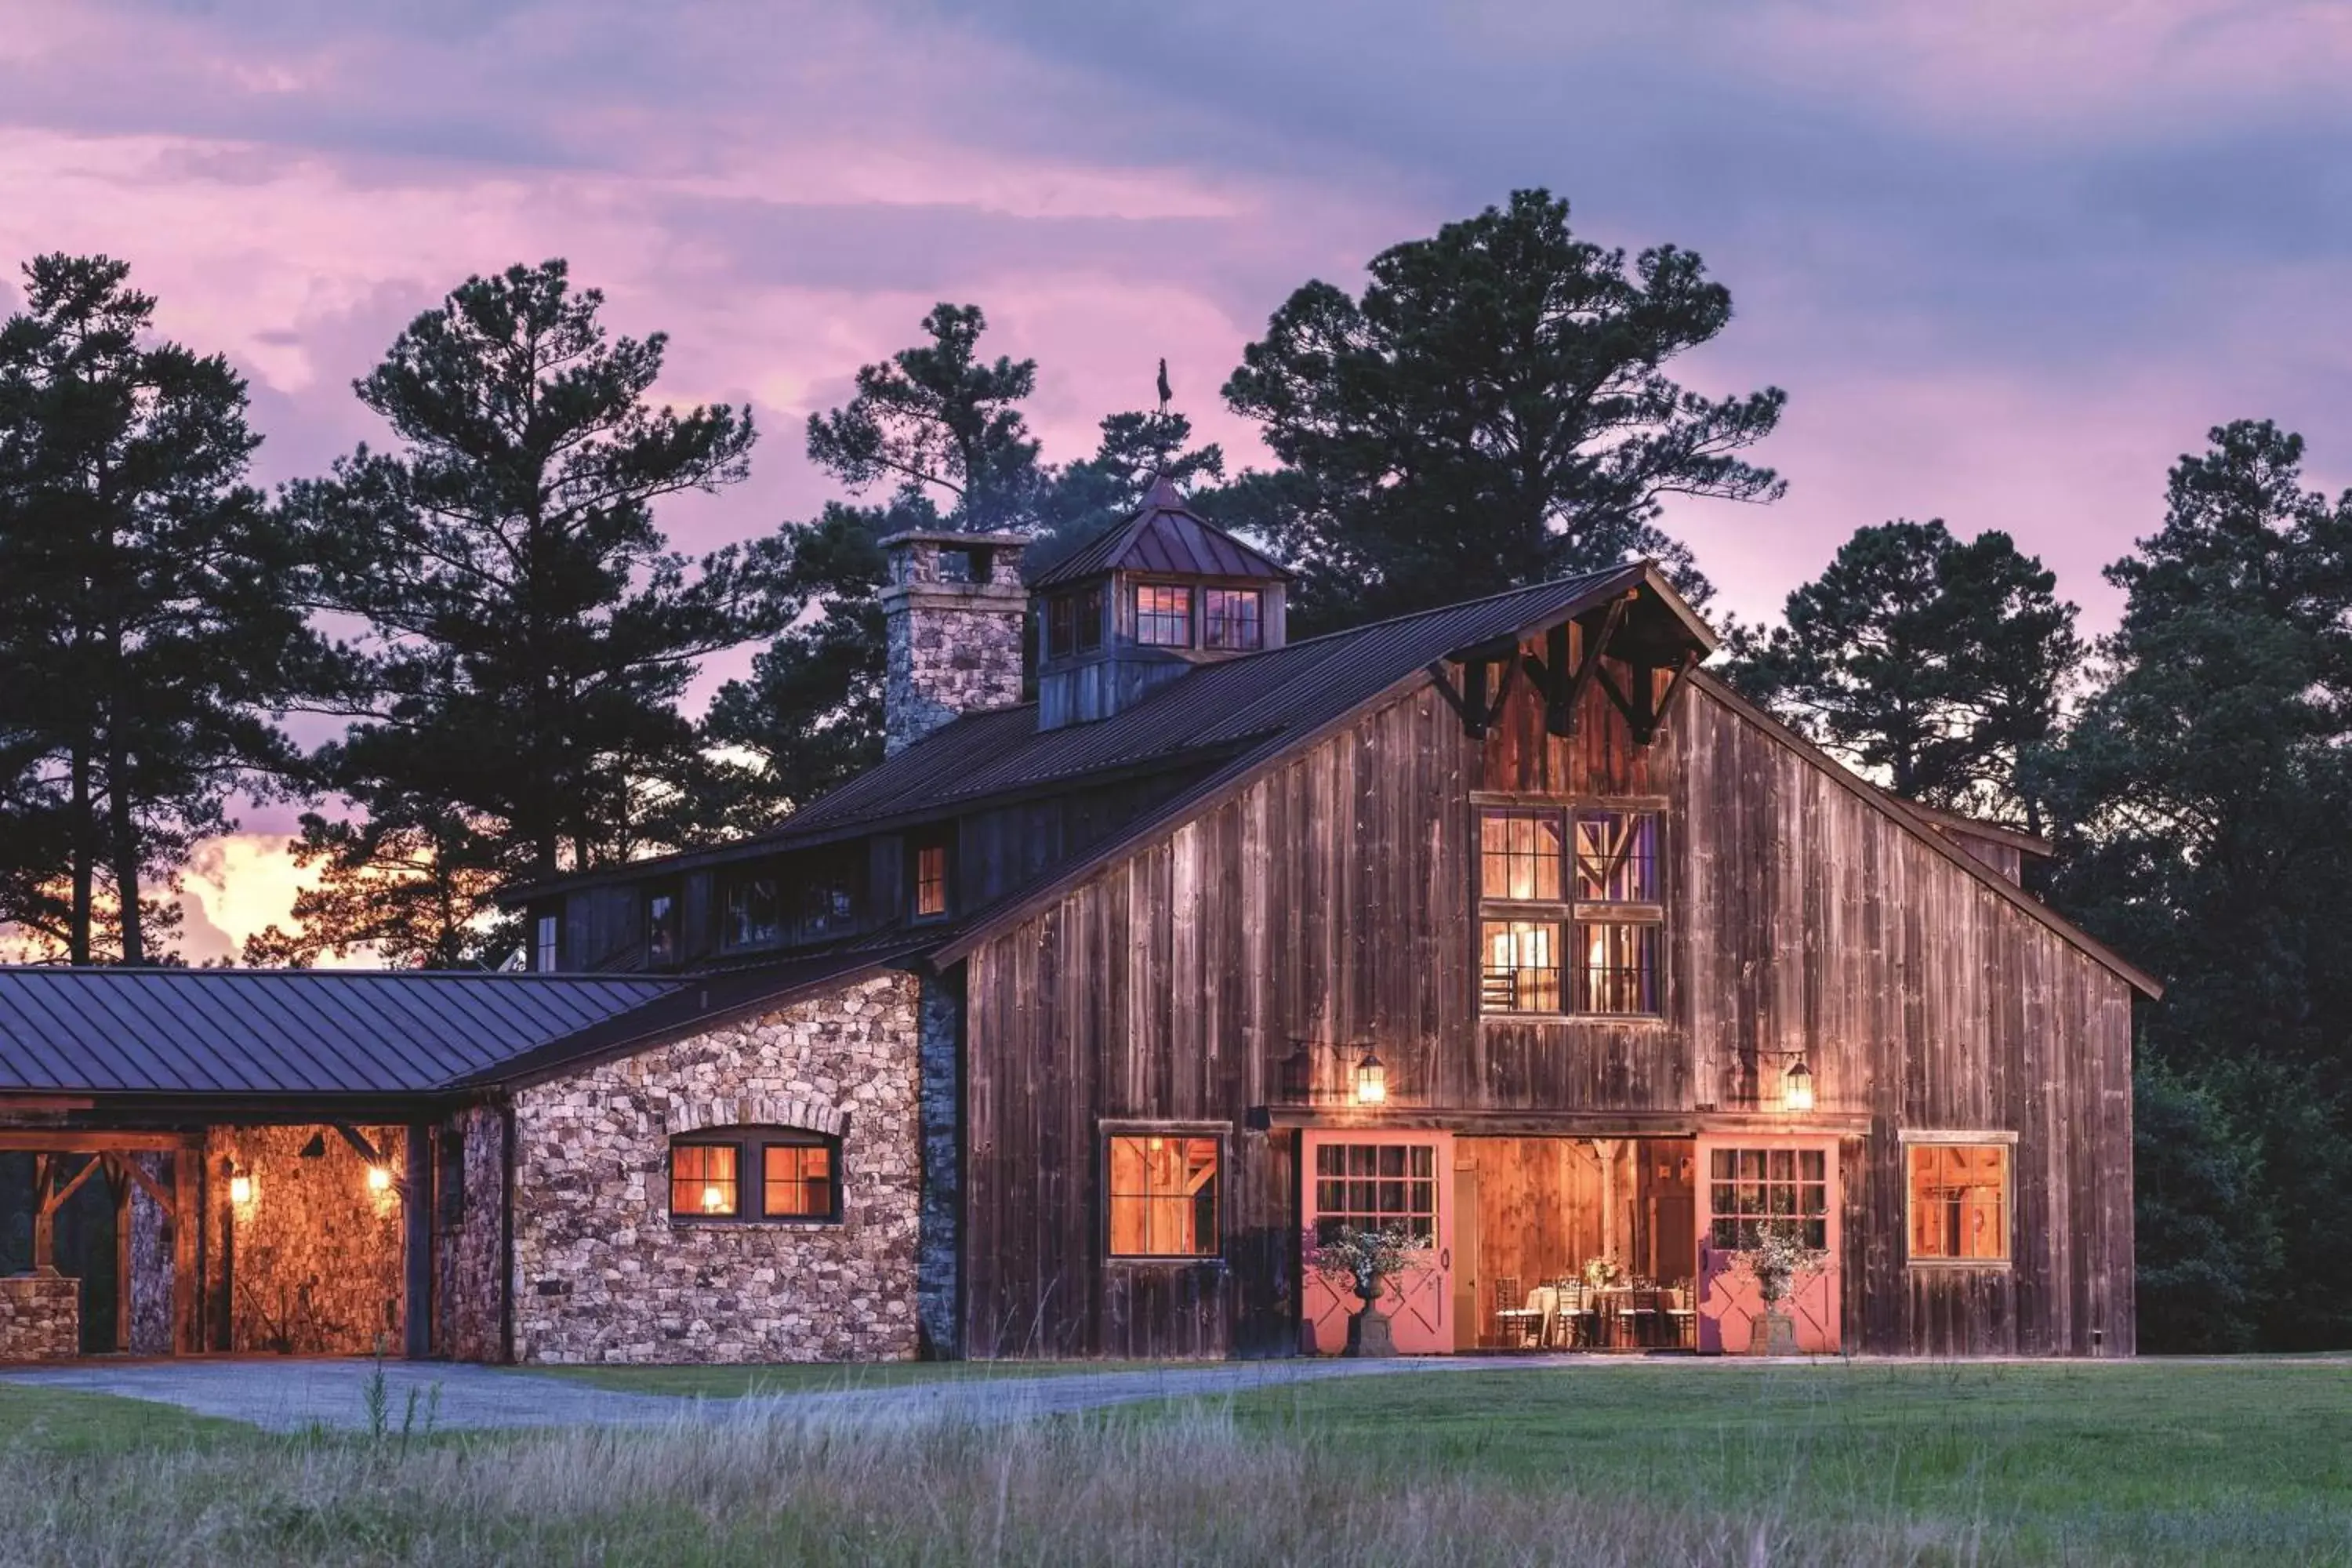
[1617, 1287, 1660, 1349]
[1548, 1280, 1588, 1349]
[1490, 1276, 1538, 1348]
[1664, 1283, 1699, 1349]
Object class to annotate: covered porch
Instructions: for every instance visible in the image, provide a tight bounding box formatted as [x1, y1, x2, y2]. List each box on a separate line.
[0, 1119, 433, 1362]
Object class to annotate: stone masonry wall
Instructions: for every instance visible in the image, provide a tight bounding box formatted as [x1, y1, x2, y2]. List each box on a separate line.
[510, 972, 922, 1364]
[881, 534, 1028, 755]
[434, 1105, 507, 1362]
[206, 1124, 407, 1355]
[0, 1270, 78, 1361]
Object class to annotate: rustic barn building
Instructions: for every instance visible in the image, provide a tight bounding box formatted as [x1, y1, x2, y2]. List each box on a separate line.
[0, 481, 2157, 1363]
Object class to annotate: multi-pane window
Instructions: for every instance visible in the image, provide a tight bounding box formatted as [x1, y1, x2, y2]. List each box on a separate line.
[799, 879, 854, 940]
[913, 842, 949, 920]
[646, 890, 678, 967]
[762, 1141, 837, 1220]
[1047, 592, 1076, 657]
[1482, 811, 1565, 902]
[723, 873, 781, 949]
[1477, 806, 1662, 1015]
[1202, 588, 1263, 651]
[670, 1143, 739, 1218]
[1708, 1148, 1828, 1249]
[1135, 584, 1192, 646]
[1907, 1142, 2010, 1262]
[1578, 922, 1659, 1014]
[1575, 811, 1659, 902]
[1107, 1134, 1221, 1257]
[1077, 585, 1105, 652]
[1481, 919, 1563, 1013]
[670, 1130, 841, 1222]
[534, 913, 560, 973]
[1312, 1142, 1437, 1243]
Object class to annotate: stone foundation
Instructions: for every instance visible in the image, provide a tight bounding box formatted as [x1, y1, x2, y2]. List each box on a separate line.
[511, 972, 922, 1364]
[0, 1269, 79, 1362]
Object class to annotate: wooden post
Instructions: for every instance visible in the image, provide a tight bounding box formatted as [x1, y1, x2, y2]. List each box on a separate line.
[172, 1148, 199, 1355]
[404, 1123, 433, 1359]
[30, 1154, 53, 1270]
[106, 1155, 131, 1352]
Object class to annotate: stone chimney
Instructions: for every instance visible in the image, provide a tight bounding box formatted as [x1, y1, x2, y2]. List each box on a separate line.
[880, 531, 1031, 755]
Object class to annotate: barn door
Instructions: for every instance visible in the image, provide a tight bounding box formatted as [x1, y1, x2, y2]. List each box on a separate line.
[1694, 1136, 1841, 1354]
[1300, 1130, 1454, 1355]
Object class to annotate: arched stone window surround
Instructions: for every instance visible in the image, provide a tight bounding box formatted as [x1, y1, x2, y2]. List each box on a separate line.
[665, 1094, 850, 1141]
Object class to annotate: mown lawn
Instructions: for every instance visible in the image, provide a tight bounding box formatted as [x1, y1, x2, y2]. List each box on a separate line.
[1206, 1358, 2352, 1563]
[0, 1359, 2345, 1564]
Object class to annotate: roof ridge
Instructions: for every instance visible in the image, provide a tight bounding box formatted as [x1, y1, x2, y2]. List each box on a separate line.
[1266, 561, 1645, 651]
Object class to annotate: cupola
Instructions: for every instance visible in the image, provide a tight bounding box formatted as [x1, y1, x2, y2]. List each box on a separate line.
[1028, 477, 1291, 730]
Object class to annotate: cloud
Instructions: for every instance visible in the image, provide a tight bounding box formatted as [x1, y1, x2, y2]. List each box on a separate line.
[5, 0, 2348, 950]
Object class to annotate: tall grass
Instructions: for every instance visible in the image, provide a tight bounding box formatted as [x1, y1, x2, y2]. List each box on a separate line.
[0, 1403, 1961, 1566]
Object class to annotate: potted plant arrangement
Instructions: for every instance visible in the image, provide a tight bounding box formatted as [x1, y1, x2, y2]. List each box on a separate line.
[1307, 1223, 1428, 1357]
[1734, 1217, 1828, 1356]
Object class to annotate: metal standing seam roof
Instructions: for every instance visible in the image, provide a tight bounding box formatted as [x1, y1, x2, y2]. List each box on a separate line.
[768, 563, 1653, 846]
[0, 968, 681, 1097]
[1028, 477, 1292, 590]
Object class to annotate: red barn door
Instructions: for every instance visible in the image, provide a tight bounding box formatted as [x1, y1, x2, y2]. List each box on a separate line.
[1694, 1136, 1842, 1354]
[1300, 1131, 1455, 1355]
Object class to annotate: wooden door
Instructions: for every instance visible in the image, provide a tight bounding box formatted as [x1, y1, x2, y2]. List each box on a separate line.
[1451, 1158, 1481, 1351]
[1301, 1131, 1454, 1355]
[1694, 1136, 1840, 1354]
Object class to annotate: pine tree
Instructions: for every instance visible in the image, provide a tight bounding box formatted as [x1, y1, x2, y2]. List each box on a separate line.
[256, 260, 764, 967]
[1222, 190, 1784, 631]
[0, 254, 329, 963]
[1722, 520, 2082, 830]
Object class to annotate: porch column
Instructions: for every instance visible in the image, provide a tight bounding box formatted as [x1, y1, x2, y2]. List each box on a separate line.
[403, 1123, 433, 1359]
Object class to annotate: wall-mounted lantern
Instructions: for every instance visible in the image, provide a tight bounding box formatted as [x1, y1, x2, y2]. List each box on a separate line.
[366, 1165, 394, 1193]
[1782, 1055, 1815, 1114]
[229, 1174, 254, 1206]
[1355, 1049, 1388, 1106]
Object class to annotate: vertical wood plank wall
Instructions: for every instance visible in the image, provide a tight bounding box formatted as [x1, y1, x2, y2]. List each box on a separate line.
[963, 640, 2137, 1359]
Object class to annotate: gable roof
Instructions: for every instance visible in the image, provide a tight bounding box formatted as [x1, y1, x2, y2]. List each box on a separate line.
[1029, 477, 1290, 590]
[0, 968, 677, 1098]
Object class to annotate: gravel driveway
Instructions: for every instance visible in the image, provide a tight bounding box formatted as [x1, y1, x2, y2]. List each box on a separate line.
[0, 1352, 1573, 1432]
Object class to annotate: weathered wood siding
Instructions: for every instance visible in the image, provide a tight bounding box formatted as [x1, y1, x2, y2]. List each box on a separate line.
[962, 637, 2136, 1359]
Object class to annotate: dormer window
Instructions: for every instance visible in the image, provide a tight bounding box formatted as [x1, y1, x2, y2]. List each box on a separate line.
[646, 887, 679, 967]
[1203, 588, 1263, 651]
[722, 872, 782, 950]
[1136, 584, 1192, 647]
[912, 833, 951, 921]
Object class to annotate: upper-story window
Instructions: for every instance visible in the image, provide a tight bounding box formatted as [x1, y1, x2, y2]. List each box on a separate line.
[913, 837, 951, 922]
[645, 888, 679, 967]
[799, 877, 855, 942]
[1135, 584, 1192, 647]
[1202, 588, 1263, 651]
[534, 913, 560, 972]
[1048, 593, 1076, 658]
[722, 872, 782, 950]
[1077, 584, 1105, 652]
[1478, 805, 1662, 1017]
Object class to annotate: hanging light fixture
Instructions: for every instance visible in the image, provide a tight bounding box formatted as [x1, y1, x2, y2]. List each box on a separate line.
[1782, 1055, 1815, 1114]
[1355, 1049, 1388, 1106]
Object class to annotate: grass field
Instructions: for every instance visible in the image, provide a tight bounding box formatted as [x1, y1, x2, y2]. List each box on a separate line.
[0, 1359, 2346, 1564]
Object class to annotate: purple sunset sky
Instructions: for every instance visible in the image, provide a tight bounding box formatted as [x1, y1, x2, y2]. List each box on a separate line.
[4, 0, 2347, 959]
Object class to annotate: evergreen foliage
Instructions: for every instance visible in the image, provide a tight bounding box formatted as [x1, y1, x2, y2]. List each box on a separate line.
[1219, 189, 1784, 632]
[0, 254, 332, 964]
[253, 260, 767, 967]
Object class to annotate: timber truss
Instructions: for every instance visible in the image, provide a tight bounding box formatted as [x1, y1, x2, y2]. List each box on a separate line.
[1427, 590, 1702, 746]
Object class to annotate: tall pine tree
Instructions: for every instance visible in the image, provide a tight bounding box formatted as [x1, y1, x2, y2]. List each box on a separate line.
[2045, 420, 2352, 1349]
[1221, 190, 1785, 631]
[255, 260, 764, 967]
[1723, 519, 2083, 831]
[0, 254, 328, 963]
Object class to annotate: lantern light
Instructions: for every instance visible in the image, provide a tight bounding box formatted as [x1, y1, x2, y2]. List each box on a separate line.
[1354, 1049, 1388, 1106]
[229, 1174, 253, 1206]
[1783, 1055, 1815, 1114]
[367, 1165, 394, 1193]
